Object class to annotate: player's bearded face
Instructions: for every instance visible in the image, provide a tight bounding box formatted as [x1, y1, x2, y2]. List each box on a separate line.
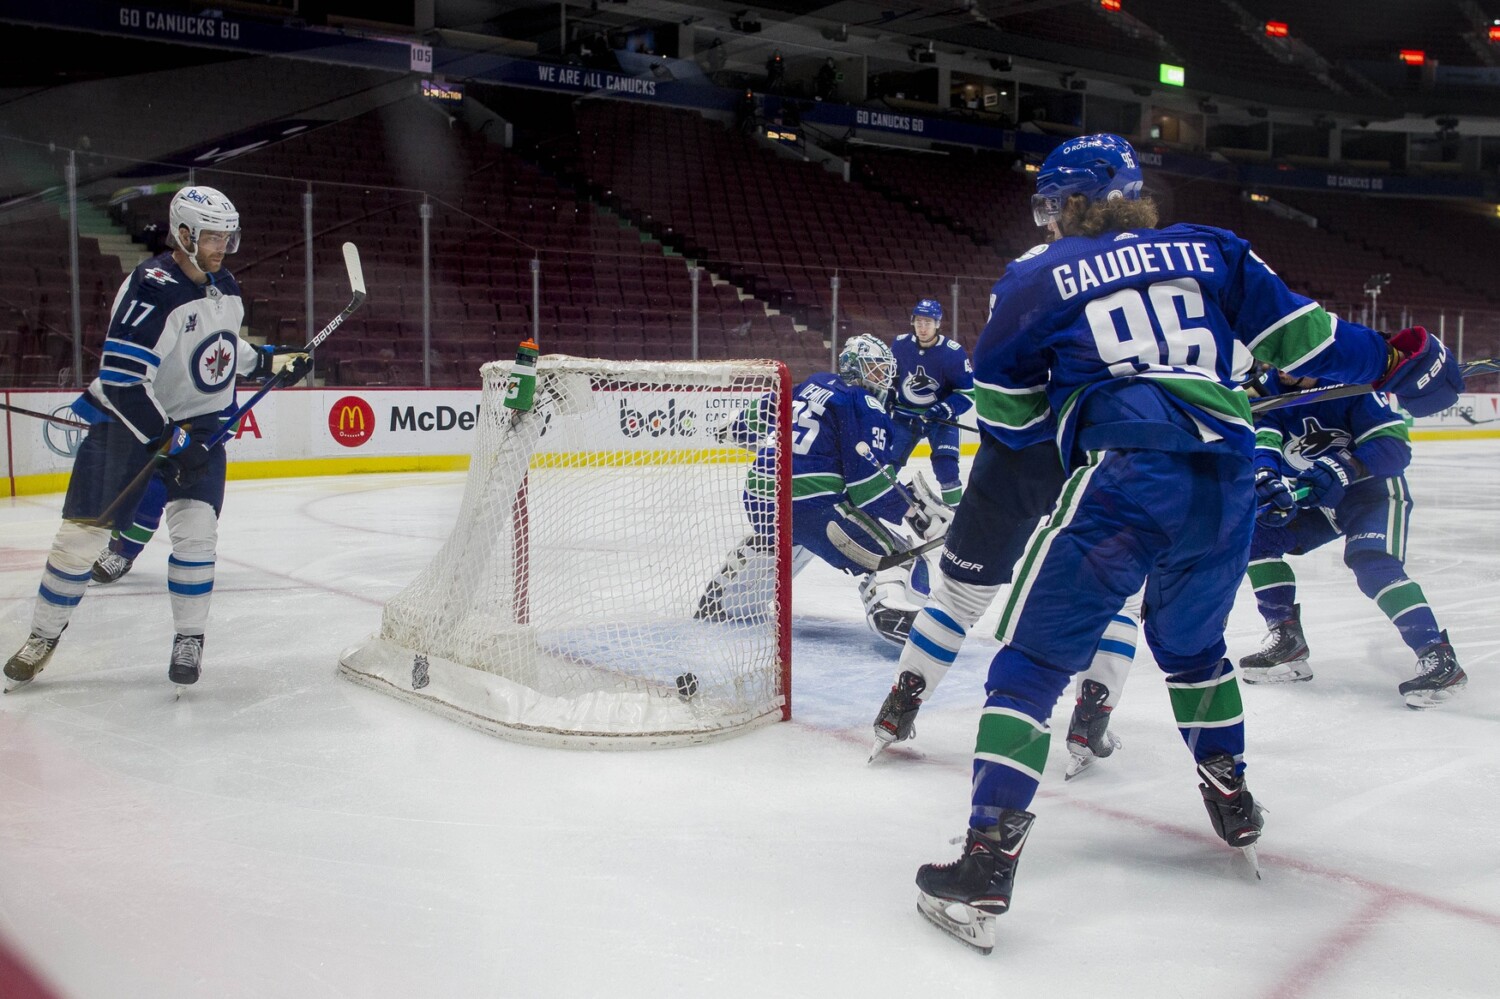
[193, 230, 232, 272]
[912, 317, 939, 345]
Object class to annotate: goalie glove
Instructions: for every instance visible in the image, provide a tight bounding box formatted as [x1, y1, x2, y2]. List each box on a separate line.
[903, 472, 954, 542]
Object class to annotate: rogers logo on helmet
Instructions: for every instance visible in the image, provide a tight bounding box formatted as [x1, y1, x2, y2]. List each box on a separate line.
[329, 396, 375, 448]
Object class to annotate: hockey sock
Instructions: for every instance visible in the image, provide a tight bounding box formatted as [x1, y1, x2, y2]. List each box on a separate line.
[1346, 550, 1441, 650]
[940, 480, 963, 507]
[113, 475, 168, 561]
[165, 500, 218, 636]
[1165, 659, 1246, 764]
[1247, 557, 1297, 622]
[896, 571, 1000, 697]
[1081, 610, 1138, 700]
[32, 521, 108, 639]
[969, 645, 1070, 824]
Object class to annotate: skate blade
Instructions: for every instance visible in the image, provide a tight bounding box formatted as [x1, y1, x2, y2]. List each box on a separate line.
[1239, 844, 1262, 880]
[1239, 662, 1313, 685]
[3, 674, 35, 694]
[1064, 754, 1094, 781]
[916, 892, 995, 955]
[868, 737, 893, 764]
[1403, 686, 1465, 710]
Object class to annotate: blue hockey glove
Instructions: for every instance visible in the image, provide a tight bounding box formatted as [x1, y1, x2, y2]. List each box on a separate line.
[1294, 450, 1362, 509]
[924, 400, 956, 424]
[1253, 467, 1296, 528]
[1375, 326, 1462, 417]
[160, 425, 214, 486]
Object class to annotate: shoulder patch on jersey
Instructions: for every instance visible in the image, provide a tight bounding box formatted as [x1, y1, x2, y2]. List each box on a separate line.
[863, 395, 883, 411]
[1113, 232, 1139, 241]
[1014, 244, 1049, 262]
[945, 341, 961, 350]
[143, 266, 178, 285]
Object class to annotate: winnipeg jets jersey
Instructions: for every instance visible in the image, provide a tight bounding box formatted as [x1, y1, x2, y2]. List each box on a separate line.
[86, 252, 259, 443]
[972, 223, 1392, 466]
[891, 333, 974, 417]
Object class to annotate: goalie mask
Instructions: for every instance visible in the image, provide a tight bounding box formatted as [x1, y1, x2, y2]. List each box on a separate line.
[838, 334, 896, 404]
[169, 186, 241, 257]
[1032, 133, 1143, 228]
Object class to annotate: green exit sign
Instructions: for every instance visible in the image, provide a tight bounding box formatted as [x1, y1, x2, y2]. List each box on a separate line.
[1160, 63, 1186, 86]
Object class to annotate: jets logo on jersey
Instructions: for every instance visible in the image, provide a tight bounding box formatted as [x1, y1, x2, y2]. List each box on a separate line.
[901, 366, 940, 406]
[1284, 416, 1352, 471]
[190, 330, 239, 394]
[143, 266, 178, 285]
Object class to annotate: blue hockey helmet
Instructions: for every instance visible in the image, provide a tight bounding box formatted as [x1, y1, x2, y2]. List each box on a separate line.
[1032, 133, 1144, 227]
[838, 334, 896, 404]
[911, 298, 944, 324]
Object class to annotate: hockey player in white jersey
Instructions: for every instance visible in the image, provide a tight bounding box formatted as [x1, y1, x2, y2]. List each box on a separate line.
[4, 186, 309, 693]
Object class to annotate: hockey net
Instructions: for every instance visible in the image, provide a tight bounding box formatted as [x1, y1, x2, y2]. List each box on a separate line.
[339, 355, 793, 748]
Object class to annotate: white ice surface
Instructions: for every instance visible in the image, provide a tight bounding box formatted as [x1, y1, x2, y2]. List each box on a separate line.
[1, 444, 1496, 999]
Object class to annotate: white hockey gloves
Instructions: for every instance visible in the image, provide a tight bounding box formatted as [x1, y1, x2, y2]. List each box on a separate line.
[904, 472, 954, 542]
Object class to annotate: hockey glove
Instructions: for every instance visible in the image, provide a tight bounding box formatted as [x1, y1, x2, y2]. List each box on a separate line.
[903, 472, 954, 541]
[924, 400, 956, 425]
[271, 351, 312, 386]
[1252, 467, 1296, 528]
[252, 346, 312, 386]
[1375, 326, 1462, 418]
[1294, 450, 1363, 510]
[160, 425, 215, 487]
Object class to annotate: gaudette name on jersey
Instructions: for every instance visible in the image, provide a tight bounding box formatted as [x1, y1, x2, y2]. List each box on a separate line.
[1052, 240, 1217, 300]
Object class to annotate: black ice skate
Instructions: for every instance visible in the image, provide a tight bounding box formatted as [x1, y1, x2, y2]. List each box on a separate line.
[4, 633, 61, 693]
[169, 633, 205, 689]
[1197, 753, 1265, 876]
[1399, 631, 1467, 710]
[91, 545, 134, 584]
[1064, 679, 1121, 781]
[869, 670, 925, 762]
[915, 810, 1035, 955]
[1239, 604, 1311, 683]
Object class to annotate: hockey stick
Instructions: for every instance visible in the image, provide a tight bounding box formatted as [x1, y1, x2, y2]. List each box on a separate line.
[1250, 357, 1500, 415]
[83, 243, 365, 528]
[893, 407, 973, 432]
[825, 442, 948, 571]
[827, 521, 947, 572]
[0, 401, 89, 429]
[207, 242, 366, 449]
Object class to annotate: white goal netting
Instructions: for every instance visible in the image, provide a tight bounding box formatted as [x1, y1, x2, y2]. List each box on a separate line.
[339, 355, 792, 748]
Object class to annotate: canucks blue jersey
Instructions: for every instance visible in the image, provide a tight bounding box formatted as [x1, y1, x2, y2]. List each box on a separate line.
[891, 333, 974, 419]
[1254, 388, 1411, 492]
[732, 372, 904, 525]
[973, 224, 1393, 468]
[84, 252, 259, 445]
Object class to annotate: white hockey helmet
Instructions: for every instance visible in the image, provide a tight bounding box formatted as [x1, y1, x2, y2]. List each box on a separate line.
[169, 185, 241, 254]
[838, 333, 896, 404]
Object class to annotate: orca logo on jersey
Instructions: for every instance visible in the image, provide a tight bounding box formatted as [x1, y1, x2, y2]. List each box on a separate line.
[1283, 416, 1351, 471]
[902, 366, 940, 407]
[189, 330, 239, 394]
[329, 395, 375, 447]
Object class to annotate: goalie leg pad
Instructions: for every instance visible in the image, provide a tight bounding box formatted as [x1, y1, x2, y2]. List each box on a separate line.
[861, 563, 930, 646]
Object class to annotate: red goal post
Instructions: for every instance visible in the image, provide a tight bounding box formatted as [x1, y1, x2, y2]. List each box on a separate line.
[339, 355, 794, 748]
